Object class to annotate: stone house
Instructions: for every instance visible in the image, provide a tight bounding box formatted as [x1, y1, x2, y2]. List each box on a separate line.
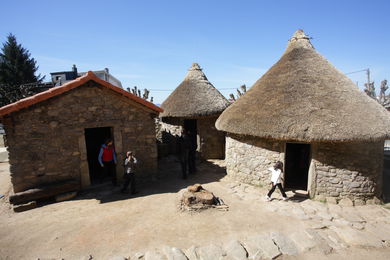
[160, 63, 230, 159]
[216, 30, 390, 205]
[0, 71, 162, 193]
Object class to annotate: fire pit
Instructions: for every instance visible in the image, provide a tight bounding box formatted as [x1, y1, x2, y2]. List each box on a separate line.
[179, 184, 228, 211]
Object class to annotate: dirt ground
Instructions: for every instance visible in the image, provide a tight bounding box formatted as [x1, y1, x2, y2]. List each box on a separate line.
[0, 159, 389, 259]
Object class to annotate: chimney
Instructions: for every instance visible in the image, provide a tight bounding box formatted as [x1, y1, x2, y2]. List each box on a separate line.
[72, 64, 78, 78]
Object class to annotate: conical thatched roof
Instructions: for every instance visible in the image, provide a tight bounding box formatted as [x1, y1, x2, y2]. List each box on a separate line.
[161, 63, 230, 118]
[216, 30, 390, 142]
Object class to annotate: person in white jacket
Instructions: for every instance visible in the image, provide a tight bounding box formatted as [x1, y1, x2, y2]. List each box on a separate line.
[266, 161, 288, 201]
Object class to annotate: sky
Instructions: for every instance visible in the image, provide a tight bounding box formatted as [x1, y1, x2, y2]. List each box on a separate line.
[1, 0, 390, 104]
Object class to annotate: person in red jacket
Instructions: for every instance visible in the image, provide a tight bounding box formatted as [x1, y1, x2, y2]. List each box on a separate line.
[98, 138, 117, 185]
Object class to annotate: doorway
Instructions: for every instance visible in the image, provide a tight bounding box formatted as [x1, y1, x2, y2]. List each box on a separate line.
[84, 127, 113, 184]
[184, 119, 197, 149]
[284, 143, 311, 190]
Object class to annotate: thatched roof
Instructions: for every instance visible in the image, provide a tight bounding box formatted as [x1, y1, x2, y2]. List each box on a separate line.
[216, 30, 390, 142]
[161, 63, 230, 118]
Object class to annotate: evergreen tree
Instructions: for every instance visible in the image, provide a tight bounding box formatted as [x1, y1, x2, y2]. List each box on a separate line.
[0, 33, 44, 106]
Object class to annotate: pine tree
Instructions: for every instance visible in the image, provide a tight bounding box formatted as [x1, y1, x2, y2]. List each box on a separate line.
[0, 33, 44, 106]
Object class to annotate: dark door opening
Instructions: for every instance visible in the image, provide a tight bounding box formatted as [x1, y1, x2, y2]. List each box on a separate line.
[85, 127, 113, 185]
[184, 119, 197, 149]
[284, 143, 311, 190]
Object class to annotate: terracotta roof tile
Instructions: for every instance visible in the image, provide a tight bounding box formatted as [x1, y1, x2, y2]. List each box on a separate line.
[0, 71, 163, 117]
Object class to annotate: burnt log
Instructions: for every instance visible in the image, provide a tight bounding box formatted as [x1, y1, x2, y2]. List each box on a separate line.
[9, 180, 80, 205]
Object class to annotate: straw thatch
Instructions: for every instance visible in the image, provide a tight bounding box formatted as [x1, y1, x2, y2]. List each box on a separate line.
[216, 30, 390, 142]
[161, 63, 230, 118]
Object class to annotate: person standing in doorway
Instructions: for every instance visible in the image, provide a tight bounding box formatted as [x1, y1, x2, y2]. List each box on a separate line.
[121, 151, 137, 194]
[177, 129, 191, 179]
[98, 138, 117, 186]
[266, 161, 288, 201]
[188, 130, 197, 174]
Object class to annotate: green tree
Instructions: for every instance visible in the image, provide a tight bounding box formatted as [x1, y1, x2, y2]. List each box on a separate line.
[0, 33, 44, 106]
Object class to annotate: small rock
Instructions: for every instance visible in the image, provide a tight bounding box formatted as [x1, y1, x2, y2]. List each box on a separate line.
[352, 223, 365, 230]
[224, 240, 247, 260]
[338, 198, 354, 207]
[187, 184, 202, 192]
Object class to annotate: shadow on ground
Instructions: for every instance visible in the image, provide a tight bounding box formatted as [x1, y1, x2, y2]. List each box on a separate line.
[74, 156, 226, 204]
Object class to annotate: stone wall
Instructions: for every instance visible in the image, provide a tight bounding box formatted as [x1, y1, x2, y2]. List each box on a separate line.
[3, 81, 158, 193]
[197, 116, 225, 159]
[311, 141, 383, 204]
[225, 134, 284, 186]
[225, 134, 384, 204]
[159, 116, 225, 159]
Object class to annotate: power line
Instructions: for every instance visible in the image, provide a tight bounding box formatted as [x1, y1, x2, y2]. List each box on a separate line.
[148, 87, 238, 91]
[147, 69, 371, 92]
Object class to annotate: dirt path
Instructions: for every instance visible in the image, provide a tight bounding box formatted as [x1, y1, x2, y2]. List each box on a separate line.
[0, 159, 389, 259]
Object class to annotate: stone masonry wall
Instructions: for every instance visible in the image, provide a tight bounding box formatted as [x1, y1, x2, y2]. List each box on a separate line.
[225, 134, 284, 186]
[197, 116, 225, 159]
[4, 82, 158, 193]
[312, 141, 384, 204]
[226, 133, 384, 204]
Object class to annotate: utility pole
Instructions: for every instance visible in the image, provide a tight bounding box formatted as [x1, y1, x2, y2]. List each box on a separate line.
[367, 68, 371, 86]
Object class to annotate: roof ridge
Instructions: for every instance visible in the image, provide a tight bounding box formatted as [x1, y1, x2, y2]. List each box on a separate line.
[0, 71, 162, 117]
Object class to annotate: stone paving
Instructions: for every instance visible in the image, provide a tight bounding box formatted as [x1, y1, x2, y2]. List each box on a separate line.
[102, 181, 390, 260]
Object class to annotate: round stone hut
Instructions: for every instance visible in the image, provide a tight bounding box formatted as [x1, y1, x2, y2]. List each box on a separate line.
[160, 63, 230, 159]
[216, 30, 390, 204]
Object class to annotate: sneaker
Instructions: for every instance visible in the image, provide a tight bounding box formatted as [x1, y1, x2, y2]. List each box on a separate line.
[283, 197, 288, 201]
[265, 196, 271, 201]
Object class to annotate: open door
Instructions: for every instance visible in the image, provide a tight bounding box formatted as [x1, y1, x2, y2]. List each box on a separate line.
[84, 127, 113, 185]
[284, 143, 311, 190]
[184, 119, 198, 150]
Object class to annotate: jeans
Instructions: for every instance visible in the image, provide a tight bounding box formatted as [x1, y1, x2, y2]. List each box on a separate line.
[267, 183, 287, 198]
[102, 161, 117, 185]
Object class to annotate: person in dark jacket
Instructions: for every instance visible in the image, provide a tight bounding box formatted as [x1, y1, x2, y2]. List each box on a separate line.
[188, 130, 197, 174]
[177, 129, 191, 179]
[98, 138, 117, 185]
[121, 151, 137, 194]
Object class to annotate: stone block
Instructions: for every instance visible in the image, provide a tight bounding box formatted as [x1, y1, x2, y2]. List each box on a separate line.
[224, 240, 247, 260]
[366, 197, 381, 205]
[197, 244, 224, 260]
[55, 191, 77, 202]
[353, 199, 366, 206]
[270, 232, 299, 256]
[13, 201, 37, 212]
[338, 198, 354, 207]
[326, 197, 338, 204]
[161, 246, 188, 260]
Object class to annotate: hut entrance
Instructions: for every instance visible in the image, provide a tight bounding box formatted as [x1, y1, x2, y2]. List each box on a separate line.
[284, 143, 311, 190]
[184, 119, 197, 148]
[84, 127, 113, 184]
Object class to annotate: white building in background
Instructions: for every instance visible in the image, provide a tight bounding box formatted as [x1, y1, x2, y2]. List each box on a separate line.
[50, 65, 123, 88]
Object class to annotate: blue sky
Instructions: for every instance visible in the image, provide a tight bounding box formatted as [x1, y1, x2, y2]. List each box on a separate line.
[1, 0, 389, 103]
